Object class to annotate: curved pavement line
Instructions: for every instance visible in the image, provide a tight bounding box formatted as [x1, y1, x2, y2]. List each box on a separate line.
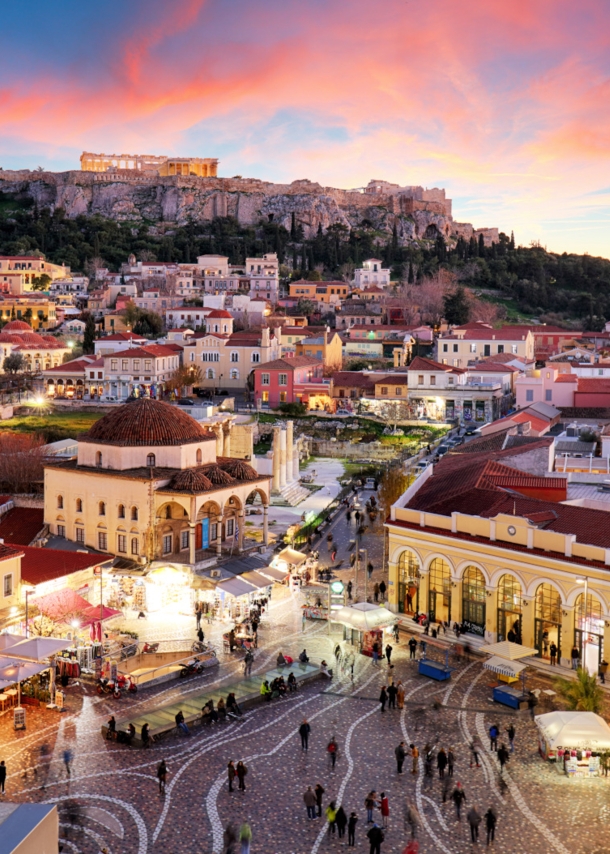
[421, 794, 448, 830]
[46, 793, 148, 854]
[59, 820, 109, 852]
[458, 670, 503, 800]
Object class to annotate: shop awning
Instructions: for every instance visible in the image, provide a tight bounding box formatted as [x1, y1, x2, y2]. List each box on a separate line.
[274, 548, 307, 568]
[483, 656, 527, 677]
[79, 604, 122, 627]
[258, 565, 289, 583]
[0, 660, 49, 682]
[535, 711, 610, 751]
[216, 576, 258, 598]
[191, 575, 216, 591]
[241, 571, 272, 590]
[332, 602, 397, 631]
[479, 641, 537, 660]
[1, 637, 72, 662]
[0, 633, 27, 651]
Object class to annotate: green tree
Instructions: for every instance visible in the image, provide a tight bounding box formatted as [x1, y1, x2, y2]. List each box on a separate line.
[306, 270, 322, 281]
[443, 286, 470, 325]
[296, 299, 317, 317]
[3, 352, 25, 374]
[82, 314, 96, 354]
[553, 668, 604, 713]
[121, 300, 140, 330]
[31, 273, 52, 291]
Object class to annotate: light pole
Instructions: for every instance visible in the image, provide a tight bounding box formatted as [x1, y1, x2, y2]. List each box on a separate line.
[25, 589, 30, 638]
[576, 576, 588, 673]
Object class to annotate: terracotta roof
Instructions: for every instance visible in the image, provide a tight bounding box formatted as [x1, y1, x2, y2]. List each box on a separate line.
[44, 358, 93, 375]
[373, 374, 410, 384]
[80, 398, 213, 447]
[0, 508, 44, 546]
[2, 320, 31, 331]
[556, 374, 578, 383]
[206, 309, 233, 318]
[479, 353, 530, 365]
[409, 356, 467, 374]
[255, 356, 320, 371]
[0, 542, 24, 563]
[471, 362, 518, 373]
[98, 332, 147, 342]
[577, 379, 610, 392]
[331, 372, 376, 389]
[102, 344, 179, 360]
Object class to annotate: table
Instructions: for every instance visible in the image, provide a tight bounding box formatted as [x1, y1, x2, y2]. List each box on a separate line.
[0, 694, 7, 711]
[5, 689, 17, 707]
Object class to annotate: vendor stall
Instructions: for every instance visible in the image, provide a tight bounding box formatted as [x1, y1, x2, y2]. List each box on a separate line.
[536, 711, 610, 777]
[272, 548, 308, 587]
[480, 640, 537, 704]
[332, 603, 397, 655]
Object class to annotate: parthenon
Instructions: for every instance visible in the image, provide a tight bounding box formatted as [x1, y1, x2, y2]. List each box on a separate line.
[80, 152, 219, 177]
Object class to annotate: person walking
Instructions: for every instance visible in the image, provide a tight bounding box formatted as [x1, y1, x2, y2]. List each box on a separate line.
[374, 583, 380, 603]
[227, 760, 236, 793]
[467, 806, 482, 843]
[385, 643, 393, 668]
[452, 782, 466, 821]
[336, 806, 348, 839]
[506, 724, 516, 754]
[387, 682, 397, 709]
[372, 642, 380, 666]
[485, 807, 497, 846]
[405, 802, 420, 839]
[441, 776, 452, 804]
[347, 580, 353, 600]
[379, 686, 387, 713]
[236, 760, 247, 791]
[156, 759, 168, 795]
[365, 791, 377, 823]
[497, 743, 509, 775]
[223, 823, 238, 854]
[395, 741, 406, 774]
[348, 811, 358, 847]
[239, 821, 252, 854]
[549, 642, 557, 666]
[63, 749, 73, 778]
[244, 650, 254, 676]
[379, 580, 387, 601]
[299, 719, 311, 752]
[410, 743, 419, 775]
[326, 801, 337, 838]
[393, 623, 400, 643]
[571, 644, 580, 670]
[379, 793, 389, 829]
[408, 637, 417, 659]
[367, 561, 374, 579]
[397, 681, 405, 709]
[470, 741, 481, 768]
[447, 748, 455, 777]
[315, 782, 325, 817]
[489, 724, 499, 751]
[437, 747, 448, 779]
[327, 736, 338, 769]
[197, 626, 204, 644]
[367, 822, 384, 854]
[0, 761, 6, 794]
[304, 786, 317, 819]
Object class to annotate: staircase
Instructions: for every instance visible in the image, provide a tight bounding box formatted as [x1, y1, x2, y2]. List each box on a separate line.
[270, 480, 311, 506]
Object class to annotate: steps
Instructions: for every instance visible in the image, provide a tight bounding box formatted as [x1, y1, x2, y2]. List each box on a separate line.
[270, 480, 311, 506]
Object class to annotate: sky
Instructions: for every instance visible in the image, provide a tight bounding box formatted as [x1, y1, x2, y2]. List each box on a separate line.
[0, 0, 609, 257]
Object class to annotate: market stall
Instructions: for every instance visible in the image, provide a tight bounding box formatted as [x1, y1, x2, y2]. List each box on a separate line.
[332, 603, 397, 655]
[536, 711, 610, 777]
[0, 636, 73, 725]
[272, 548, 308, 587]
[480, 640, 538, 705]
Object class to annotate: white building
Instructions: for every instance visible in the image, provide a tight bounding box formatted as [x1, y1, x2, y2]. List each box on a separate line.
[353, 259, 391, 289]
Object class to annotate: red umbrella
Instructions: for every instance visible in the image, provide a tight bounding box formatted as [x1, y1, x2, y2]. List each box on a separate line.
[96, 621, 102, 642]
[89, 622, 96, 641]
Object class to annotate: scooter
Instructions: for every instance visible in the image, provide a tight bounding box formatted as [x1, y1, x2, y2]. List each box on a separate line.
[116, 674, 138, 693]
[179, 658, 202, 678]
[96, 677, 121, 698]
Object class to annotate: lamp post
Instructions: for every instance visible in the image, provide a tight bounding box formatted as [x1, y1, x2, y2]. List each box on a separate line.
[24, 589, 30, 638]
[576, 576, 588, 673]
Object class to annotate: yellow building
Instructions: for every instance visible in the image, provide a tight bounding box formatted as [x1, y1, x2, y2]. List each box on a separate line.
[295, 330, 343, 371]
[0, 544, 23, 624]
[0, 296, 58, 329]
[0, 256, 70, 295]
[289, 281, 349, 305]
[0, 320, 70, 371]
[44, 399, 271, 565]
[386, 441, 610, 671]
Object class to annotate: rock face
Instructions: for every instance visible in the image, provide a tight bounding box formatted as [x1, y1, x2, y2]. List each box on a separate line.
[0, 170, 498, 245]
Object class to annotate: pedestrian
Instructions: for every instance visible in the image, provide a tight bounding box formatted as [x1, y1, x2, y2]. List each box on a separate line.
[424, 743, 434, 778]
[365, 791, 377, 823]
[315, 782, 325, 817]
[410, 743, 419, 774]
[0, 761, 6, 794]
[379, 686, 387, 712]
[452, 782, 466, 821]
[437, 747, 448, 779]
[489, 724, 499, 751]
[223, 823, 238, 854]
[393, 623, 399, 643]
[408, 637, 417, 659]
[299, 718, 311, 752]
[63, 749, 72, 777]
[527, 692, 537, 720]
[195, 602, 201, 629]
[336, 806, 348, 838]
[397, 681, 405, 709]
[485, 807, 497, 846]
[387, 682, 397, 709]
[304, 786, 317, 819]
[372, 642, 380, 665]
[380, 792, 389, 828]
[175, 710, 190, 736]
[506, 724, 515, 753]
[244, 650, 254, 676]
[374, 582, 380, 603]
[327, 736, 338, 769]
[348, 811, 358, 846]
[405, 802, 420, 839]
[470, 741, 480, 768]
[236, 760, 247, 791]
[197, 626, 204, 644]
[379, 580, 387, 601]
[549, 642, 557, 666]
[467, 806, 481, 843]
[239, 822, 252, 854]
[571, 644, 580, 670]
[157, 759, 167, 795]
[367, 822, 384, 854]
[141, 723, 150, 748]
[347, 580, 353, 600]
[600, 659, 608, 684]
[227, 760, 236, 793]
[326, 801, 337, 837]
[385, 643, 393, 668]
[497, 743, 509, 774]
[395, 741, 406, 774]
[441, 776, 452, 804]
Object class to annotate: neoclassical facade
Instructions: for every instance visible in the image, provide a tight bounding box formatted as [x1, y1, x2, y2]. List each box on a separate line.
[386, 449, 610, 671]
[43, 399, 271, 566]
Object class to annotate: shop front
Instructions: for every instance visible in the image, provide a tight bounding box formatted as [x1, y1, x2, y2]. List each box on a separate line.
[397, 549, 420, 614]
[145, 565, 197, 615]
[535, 583, 562, 662]
[536, 711, 610, 777]
[333, 602, 398, 657]
[461, 566, 486, 636]
[574, 592, 604, 675]
[497, 573, 522, 643]
[428, 558, 451, 624]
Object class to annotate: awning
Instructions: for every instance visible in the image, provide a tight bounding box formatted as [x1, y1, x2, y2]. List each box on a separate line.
[79, 604, 122, 626]
[258, 565, 289, 583]
[274, 548, 307, 568]
[241, 571, 272, 590]
[332, 602, 397, 631]
[479, 641, 537, 660]
[1, 637, 72, 662]
[0, 633, 27, 651]
[483, 656, 527, 677]
[535, 711, 610, 750]
[0, 660, 50, 682]
[216, 576, 257, 598]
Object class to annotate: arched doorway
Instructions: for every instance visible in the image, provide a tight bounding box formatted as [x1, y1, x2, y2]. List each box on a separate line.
[497, 574, 522, 643]
[461, 566, 486, 636]
[428, 558, 451, 624]
[574, 592, 604, 674]
[398, 550, 420, 614]
[535, 583, 562, 661]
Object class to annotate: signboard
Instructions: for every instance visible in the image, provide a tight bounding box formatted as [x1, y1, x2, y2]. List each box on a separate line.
[330, 581, 345, 595]
[201, 518, 209, 550]
[461, 620, 485, 637]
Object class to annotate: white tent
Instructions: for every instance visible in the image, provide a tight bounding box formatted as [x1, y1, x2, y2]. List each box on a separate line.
[536, 711, 610, 751]
[332, 602, 397, 631]
[479, 641, 537, 660]
[483, 656, 527, 677]
[274, 548, 307, 569]
[0, 633, 27, 651]
[0, 637, 72, 662]
[0, 660, 49, 683]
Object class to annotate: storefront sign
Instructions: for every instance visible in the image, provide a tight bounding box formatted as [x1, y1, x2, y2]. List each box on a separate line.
[201, 518, 209, 549]
[461, 620, 485, 637]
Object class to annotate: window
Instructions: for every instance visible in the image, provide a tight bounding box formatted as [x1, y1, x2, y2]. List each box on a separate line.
[395, 388, 402, 396]
[75, 527, 84, 543]
[3, 574, 13, 598]
[131, 537, 139, 555]
[497, 345, 504, 354]
[453, 344, 458, 353]
[207, 368, 215, 379]
[57, 495, 63, 509]
[181, 530, 189, 550]
[279, 373, 287, 386]
[96, 451, 102, 467]
[122, 359, 128, 371]
[418, 375, 424, 384]
[230, 352, 239, 362]
[430, 376, 436, 386]
[381, 387, 388, 395]
[118, 534, 127, 553]
[230, 369, 239, 380]
[511, 344, 518, 354]
[280, 391, 287, 402]
[134, 359, 140, 370]
[442, 344, 448, 352]
[57, 524, 65, 538]
[76, 498, 83, 512]
[262, 391, 269, 402]
[226, 518, 235, 537]
[526, 389, 534, 402]
[146, 453, 156, 467]
[145, 360, 152, 370]
[163, 534, 172, 555]
[98, 532, 108, 550]
[111, 359, 117, 370]
[470, 344, 477, 353]
[448, 376, 455, 385]
[261, 373, 270, 386]
[251, 353, 260, 363]
[99, 501, 106, 516]
[196, 449, 202, 464]
[131, 506, 138, 521]
[545, 389, 552, 401]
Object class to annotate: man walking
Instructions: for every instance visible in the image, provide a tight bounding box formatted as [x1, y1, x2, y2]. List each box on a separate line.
[299, 719, 311, 752]
[395, 741, 406, 774]
[485, 807, 497, 846]
[367, 822, 384, 854]
[506, 724, 515, 753]
[379, 686, 387, 713]
[408, 637, 417, 660]
[347, 580, 353, 600]
[227, 760, 236, 793]
[373, 582, 380, 603]
[489, 724, 499, 751]
[63, 749, 73, 778]
[470, 741, 481, 768]
[385, 643, 393, 668]
[452, 782, 466, 821]
[315, 782, 325, 817]
[410, 743, 419, 775]
[157, 759, 167, 795]
[447, 747, 455, 777]
[236, 760, 247, 791]
[437, 747, 448, 779]
[497, 743, 509, 775]
[549, 642, 557, 666]
[304, 786, 317, 819]
[244, 650, 254, 676]
[239, 821, 252, 854]
[327, 737, 338, 769]
[379, 580, 387, 601]
[467, 806, 481, 843]
[571, 644, 580, 670]
[387, 682, 397, 709]
[0, 761, 6, 794]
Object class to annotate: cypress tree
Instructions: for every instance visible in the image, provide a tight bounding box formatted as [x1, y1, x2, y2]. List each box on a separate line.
[408, 261, 414, 283]
[478, 233, 486, 257]
[510, 231, 515, 250]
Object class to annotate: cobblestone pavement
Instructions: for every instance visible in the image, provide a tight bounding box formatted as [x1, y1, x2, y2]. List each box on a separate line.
[2, 553, 609, 852]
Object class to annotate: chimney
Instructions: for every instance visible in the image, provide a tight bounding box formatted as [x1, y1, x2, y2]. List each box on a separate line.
[261, 327, 270, 347]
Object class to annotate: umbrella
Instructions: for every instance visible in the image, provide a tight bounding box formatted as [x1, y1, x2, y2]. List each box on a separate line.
[483, 656, 527, 677]
[1, 637, 71, 662]
[479, 641, 537, 660]
[0, 633, 27, 651]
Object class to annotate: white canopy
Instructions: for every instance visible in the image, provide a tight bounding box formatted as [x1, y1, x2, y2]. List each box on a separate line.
[274, 548, 307, 568]
[483, 656, 527, 677]
[536, 711, 610, 751]
[0, 660, 49, 683]
[332, 602, 398, 631]
[0, 633, 27, 651]
[479, 641, 537, 660]
[0, 637, 72, 662]
[217, 576, 257, 598]
[258, 565, 289, 583]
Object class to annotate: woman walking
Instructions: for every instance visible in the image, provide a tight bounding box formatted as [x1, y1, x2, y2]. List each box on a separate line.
[326, 801, 338, 837]
[396, 681, 405, 709]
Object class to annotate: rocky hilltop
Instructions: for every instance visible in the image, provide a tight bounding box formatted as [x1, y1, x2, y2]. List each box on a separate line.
[0, 169, 498, 245]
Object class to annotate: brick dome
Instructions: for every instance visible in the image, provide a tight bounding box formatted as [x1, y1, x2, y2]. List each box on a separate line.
[199, 464, 236, 485]
[81, 398, 213, 447]
[169, 468, 214, 493]
[2, 320, 32, 332]
[217, 458, 259, 481]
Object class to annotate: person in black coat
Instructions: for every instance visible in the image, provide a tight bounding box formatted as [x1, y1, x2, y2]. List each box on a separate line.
[315, 783, 325, 817]
[348, 812, 358, 847]
[299, 719, 311, 751]
[379, 686, 387, 713]
[336, 806, 348, 838]
[367, 822, 384, 854]
[387, 683, 398, 709]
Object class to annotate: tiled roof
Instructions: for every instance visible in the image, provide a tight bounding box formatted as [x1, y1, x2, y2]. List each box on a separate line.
[255, 356, 320, 371]
[80, 398, 213, 447]
[577, 379, 610, 392]
[331, 372, 375, 389]
[452, 431, 511, 453]
[0, 508, 44, 545]
[471, 362, 518, 373]
[409, 356, 467, 374]
[44, 358, 93, 375]
[98, 332, 146, 342]
[0, 542, 22, 563]
[556, 374, 578, 383]
[373, 374, 410, 384]
[102, 344, 180, 360]
[206, 309, 233, 318]
[16, 545, 106, 585]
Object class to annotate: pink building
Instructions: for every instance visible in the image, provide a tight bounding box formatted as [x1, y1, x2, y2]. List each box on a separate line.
[515, 367, 577, 409]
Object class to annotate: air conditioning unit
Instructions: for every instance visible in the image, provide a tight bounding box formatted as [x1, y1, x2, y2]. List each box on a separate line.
[210, 569, 221, 578]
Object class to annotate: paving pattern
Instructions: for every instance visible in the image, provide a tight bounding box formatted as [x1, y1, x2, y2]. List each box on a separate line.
[1, 523, 610, 853]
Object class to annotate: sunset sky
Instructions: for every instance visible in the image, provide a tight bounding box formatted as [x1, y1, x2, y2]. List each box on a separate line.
[1, 0, 609, 257]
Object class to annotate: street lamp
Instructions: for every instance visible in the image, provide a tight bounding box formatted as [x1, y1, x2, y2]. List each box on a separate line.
[576, 577, 588, 673]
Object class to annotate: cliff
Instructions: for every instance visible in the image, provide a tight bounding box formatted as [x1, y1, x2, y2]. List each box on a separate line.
[0, 169, 498, 245]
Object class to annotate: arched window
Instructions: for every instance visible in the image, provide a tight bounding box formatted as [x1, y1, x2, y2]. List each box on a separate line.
[207, 368, 215, 380]
[397, 550, 420, 614]
[76, 498, 83, 513]
[131, 506, 138, 521]
[118, 504, 125, 518]
[96, 451, 102, 467]
[230, 368, 239, 380]
[99, 501, 106, 516]
[497, 574, 522, 642]
[165, 506, 172, 519]
[57, 495, 63, 509]
[535, 583, 562, 661]
[131, 537, 139, 556]
[146, 453, 156, 467]
[196, 449, 202, 464]
[428, 557, 451, 624]
[461, 566, 486, 635]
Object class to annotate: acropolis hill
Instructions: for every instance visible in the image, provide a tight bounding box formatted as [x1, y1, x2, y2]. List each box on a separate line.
[0, 158, 498, 246]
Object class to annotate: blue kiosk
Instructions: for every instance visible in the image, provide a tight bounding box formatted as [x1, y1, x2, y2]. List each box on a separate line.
[418, 648, 453, 681]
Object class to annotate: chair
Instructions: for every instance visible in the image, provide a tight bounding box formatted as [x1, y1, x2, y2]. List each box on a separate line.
[0, 694, 8, 712]
[5, 689, 17, 708]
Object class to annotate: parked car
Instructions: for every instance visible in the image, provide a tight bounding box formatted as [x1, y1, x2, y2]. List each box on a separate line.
[464, 424, 479, 435]
[176, 398, 194, 406]
[335, 409, 352, 416]
[194, 388, 213, 399]
[364, 478, 377, 490]
[218, 389, 229, 396]
[433, 444, 450, 461]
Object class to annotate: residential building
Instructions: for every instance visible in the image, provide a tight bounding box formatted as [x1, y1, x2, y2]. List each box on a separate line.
[182, 326, 281, 392]
[102, 344, 182, 400]
[516, 367, 610, 410]
[134, 291, 185, 312]
[166, 306, 212, 330]
[278, 325, 325, 356]
[0, 256, 70, 295]
[331, 372, 376, 407]
[194, 253, 279, 303]
[43, 356, 102, 399]
[335, 306, 384, 329]
[295, 329, 343, 371]
[49, 275, 89, 297]
[101, 313, 130, 335]
[342, 335, 384, 360]
[94, 332, 148, 356]
[0, 296, 58, 330]
[60, 319, 87, 336]
[288, 280, 349, 305]
[435, 326, 535, 366]
[480, 402, 561, 438]
[253, 356, 329, 409]
[0, 320, 70, 372]
[353, 258, 391, 289]
[373, 374, 410, 401]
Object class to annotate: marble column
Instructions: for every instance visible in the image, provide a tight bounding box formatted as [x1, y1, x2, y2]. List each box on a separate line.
[213, 424, 223, 458]
[286, 421, 294, 483]
[223, 424, 232, 458]
[237, 510, 245, 552]
[189, 523, 197, 565]
[279, 428, 287, 489]
[292, 438, 300, 482]
[263, 505, 269, 545]
[215, 514, 223, 556]
[272, 427, 281, 492]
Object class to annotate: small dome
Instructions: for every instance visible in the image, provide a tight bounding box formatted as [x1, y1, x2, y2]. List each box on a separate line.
[217, 458, 259, 481]
[81, 398, 213, 447]
[207, 309, 233, 319]
[2, 320, 32, 332]
[169, 468, 214, 493]
[200, 464, 235, 485]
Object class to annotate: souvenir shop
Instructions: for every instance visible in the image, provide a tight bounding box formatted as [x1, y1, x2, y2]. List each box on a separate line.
[333, 603, 398, 656]
[536, 711, 610, 778]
